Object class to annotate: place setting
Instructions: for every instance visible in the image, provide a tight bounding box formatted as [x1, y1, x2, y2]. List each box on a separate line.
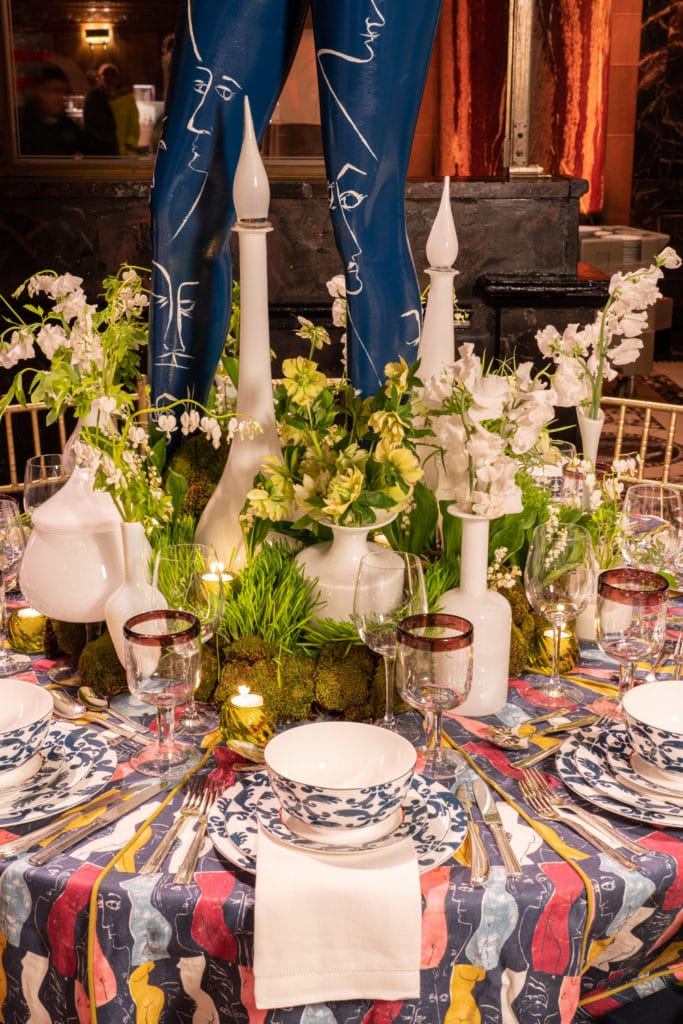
[554, 679, 683, 829]
[207, 720, 468, 874]
[0, 677, 118, 828]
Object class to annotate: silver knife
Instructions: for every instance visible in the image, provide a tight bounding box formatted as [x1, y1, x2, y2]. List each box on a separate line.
[456, 784, 490, 886]
[28, 781, 170, 865]
[473, 778, 523, 878]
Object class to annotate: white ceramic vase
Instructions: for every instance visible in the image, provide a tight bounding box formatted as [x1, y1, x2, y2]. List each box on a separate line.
[20, 466, 124, 622]
[295, 515, 396, 623]
[104, 521, 168, 665]
[577, 408, 605, 467]
[438, 509, 511, 716]
[574, 597, 598, 642]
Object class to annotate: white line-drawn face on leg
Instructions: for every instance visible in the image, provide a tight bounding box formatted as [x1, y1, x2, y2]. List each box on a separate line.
[328, 162, 367, 296]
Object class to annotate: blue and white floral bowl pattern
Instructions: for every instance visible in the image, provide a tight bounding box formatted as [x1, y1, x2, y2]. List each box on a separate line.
[265, 721, 416, 830]
[622, 680, 683, 775]
[0, 678, 53, 773]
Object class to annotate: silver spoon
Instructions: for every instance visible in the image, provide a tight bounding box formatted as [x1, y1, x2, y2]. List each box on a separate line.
[50, 689, 150, 743]
[77, 686, 150, 736]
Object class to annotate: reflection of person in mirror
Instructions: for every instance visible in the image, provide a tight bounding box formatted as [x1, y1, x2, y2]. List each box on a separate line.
[18, 65, 90, 156]
[96, 64, 140, 155]
[83, 64, 120, 155]
[150, 0, 442, 411]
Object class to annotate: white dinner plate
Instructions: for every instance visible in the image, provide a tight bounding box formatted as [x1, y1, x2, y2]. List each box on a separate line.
[208, 771, 467, 874]
[556, 728, 682, 828]
[0, 721, 118, 827]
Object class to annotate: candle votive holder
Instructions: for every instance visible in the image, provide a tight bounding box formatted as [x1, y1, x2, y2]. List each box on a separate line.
[7, 607, 47, 653]
[527, 625, 579, 676]
[220, 684, 276, 748]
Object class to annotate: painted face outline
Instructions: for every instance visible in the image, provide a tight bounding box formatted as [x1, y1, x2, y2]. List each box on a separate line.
[328, 162, 368, 297]
[215, 75, 241, 104]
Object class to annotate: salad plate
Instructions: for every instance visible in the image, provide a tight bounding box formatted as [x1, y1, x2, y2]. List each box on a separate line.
[0, 745, 66, 803]
[208, 771, 467, 874]
[0, 722, 117, 827]
[556, 730, 682, 828]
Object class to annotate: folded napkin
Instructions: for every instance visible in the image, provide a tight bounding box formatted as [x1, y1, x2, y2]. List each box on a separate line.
[253, 826, 421, 1009]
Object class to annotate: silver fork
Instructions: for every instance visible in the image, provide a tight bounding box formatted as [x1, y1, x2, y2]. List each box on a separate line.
[173, 777, 225, 885]
[139, 774, 206, 875]
[519, 771, 640, 870]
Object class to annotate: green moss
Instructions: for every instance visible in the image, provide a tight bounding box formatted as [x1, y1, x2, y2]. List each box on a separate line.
[225, 635, 279, 664]
[314, 643, 375, 713]
[509, 622, 529, 678]
[43, 620, 60, 659]
[78, 632, 127, 695]
[165, 433, 229, 518]
[51, 621, 88, 658]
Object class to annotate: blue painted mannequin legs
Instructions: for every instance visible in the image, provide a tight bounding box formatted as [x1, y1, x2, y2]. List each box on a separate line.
[150, 0, 308, 406]
[311, 0, 442, 394]
[149, 0, 442, 405]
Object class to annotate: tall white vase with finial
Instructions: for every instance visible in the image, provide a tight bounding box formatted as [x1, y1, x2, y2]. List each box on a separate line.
[196, 96, 281, 571]
[417, 177, 459, 495]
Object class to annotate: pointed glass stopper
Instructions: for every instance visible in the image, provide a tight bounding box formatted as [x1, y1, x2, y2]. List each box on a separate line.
[426, 176, 458, 269]
[233, 96, 270, 220]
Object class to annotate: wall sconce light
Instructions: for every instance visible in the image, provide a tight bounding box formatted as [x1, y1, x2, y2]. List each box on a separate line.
[83, 24, 112, 48]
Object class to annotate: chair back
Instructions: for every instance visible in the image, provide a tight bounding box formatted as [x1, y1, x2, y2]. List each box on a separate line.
[600, 394, 683, 491]
[0, 402, 71, 496]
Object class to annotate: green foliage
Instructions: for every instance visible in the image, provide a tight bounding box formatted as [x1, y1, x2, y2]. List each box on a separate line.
[383, 481, 439, 555]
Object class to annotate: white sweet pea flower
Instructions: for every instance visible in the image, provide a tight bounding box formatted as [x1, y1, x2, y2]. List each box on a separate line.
[0, 328, 35, 368]
[46, 273, 84, 299]
[608, 337, 643, 366]
[658, 246, 681, 270]
[467, 374, 510, 424]
[35, 323, 68, 359]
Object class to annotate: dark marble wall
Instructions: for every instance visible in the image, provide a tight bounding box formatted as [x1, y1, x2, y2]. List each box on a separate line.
[631, 0, 683, 327]
[0, 177, 587, 372]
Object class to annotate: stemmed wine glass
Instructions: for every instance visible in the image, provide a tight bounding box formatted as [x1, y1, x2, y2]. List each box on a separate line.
[153, 543, 224, 735]
[23, 454, 70, 518]
[524, 521, 595, 701]
[596, 567, 668, 703]
[396, 613, 473, 780]
[353, 549, 427, 732]
[619, 483, 682, 575]
[0, 498, 31, 675]
[123, 609, 202, 777]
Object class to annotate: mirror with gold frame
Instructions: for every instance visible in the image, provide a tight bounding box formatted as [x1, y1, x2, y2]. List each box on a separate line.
[0, 0, 327, 180]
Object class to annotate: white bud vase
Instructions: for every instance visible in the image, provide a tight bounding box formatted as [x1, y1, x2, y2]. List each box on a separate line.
[437, 509, 511, 716]
[577, 408, 605, 467]
[104, 521, 168, 665]
[295, 514, 397, 623]
[20, 465, 124, 623]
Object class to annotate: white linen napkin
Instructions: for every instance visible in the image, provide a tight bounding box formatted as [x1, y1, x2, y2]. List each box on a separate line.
[253, 826, 422, 1009]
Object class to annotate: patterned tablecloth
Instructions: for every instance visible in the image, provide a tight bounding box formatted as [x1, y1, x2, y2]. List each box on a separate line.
[0, 634, 682, 1024]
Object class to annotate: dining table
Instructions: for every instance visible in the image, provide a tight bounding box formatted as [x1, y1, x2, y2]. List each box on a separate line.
[0, 594, 682, 1024]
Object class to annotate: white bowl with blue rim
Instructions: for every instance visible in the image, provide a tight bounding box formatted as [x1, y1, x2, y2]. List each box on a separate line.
[622, 680, 683, 775]
[0, 678, 53, 775]
[264, 720, 416, 831]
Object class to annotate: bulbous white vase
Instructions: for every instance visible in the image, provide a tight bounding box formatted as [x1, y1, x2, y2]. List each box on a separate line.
[20, 466, 124, 622]
[295, 516, 396, 623]
[438, 509, 511, 717]
[574, 598, 598, 642]
[104, 521, 168, 665]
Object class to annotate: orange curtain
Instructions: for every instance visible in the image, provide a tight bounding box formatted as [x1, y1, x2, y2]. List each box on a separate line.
[438, 0, 612, 213]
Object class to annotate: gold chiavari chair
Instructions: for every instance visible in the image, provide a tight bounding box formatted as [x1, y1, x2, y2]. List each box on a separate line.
[0, 402, 71, 497]
[599, 394, 683, 492]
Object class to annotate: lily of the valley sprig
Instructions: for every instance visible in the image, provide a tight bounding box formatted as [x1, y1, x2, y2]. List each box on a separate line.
[537, 246, 681, 419]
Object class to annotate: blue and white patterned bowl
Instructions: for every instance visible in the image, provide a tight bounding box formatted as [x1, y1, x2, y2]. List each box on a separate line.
[0, 678, 53, 774]
[622, 680, 683, 775]
[264, 721, 417, 830]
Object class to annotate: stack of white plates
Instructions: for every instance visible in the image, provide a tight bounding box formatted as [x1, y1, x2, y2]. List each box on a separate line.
[555, 724, 683, 829]
[0, 722, 117, 827]
[207, 771, 468, 874]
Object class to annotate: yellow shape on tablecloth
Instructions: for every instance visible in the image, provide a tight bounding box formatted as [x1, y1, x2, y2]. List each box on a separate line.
[0, 932, 7, 1018]
[129, 962, 164, 1024]
[445, 964, 486, 1024]
[118, 825, 154, 873]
